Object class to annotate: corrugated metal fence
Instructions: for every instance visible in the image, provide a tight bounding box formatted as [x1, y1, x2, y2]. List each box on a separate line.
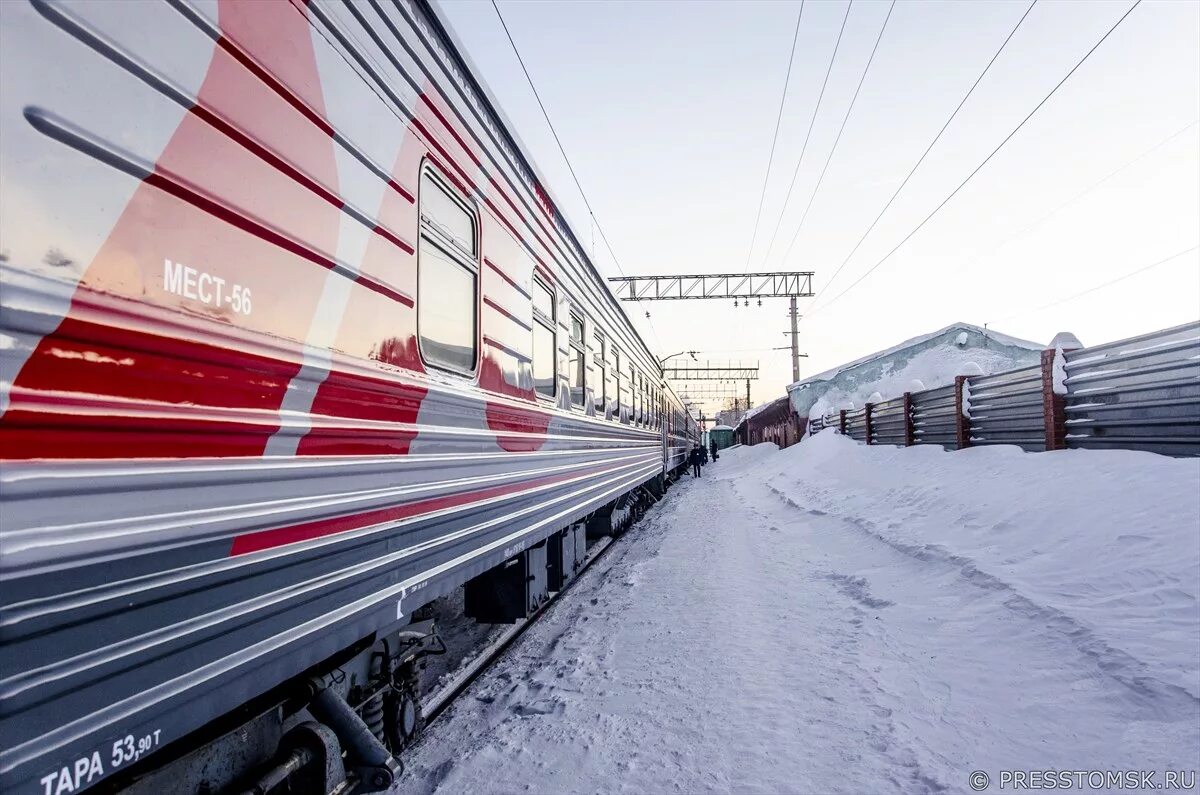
[869, 396, 908, 446]
[1063, 322, 1200, 456]
[807, 321, 1199, 457]
[912, 385, 957, 449]
[968, 364, 1044, 451]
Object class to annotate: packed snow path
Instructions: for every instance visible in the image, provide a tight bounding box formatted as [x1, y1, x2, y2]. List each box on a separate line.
[399, 437, 1200, 794]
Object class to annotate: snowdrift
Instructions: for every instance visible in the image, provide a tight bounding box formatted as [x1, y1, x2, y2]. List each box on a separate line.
[747, 432, 1200, 700]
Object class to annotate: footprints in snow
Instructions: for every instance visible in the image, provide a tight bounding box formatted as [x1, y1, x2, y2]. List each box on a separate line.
[828, 573, 895, 610]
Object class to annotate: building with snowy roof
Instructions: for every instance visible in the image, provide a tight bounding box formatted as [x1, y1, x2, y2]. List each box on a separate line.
[787, 323, 1044, 428]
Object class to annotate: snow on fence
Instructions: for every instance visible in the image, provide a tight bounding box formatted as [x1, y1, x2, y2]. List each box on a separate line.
[811, 321, 1200, 457]
[844, 407, 869, 443]
[967, 364, 1045, 451]
[868, 396, 908, 446]
[1062, 321, 1200, 456]
[911, 384, 957, 449]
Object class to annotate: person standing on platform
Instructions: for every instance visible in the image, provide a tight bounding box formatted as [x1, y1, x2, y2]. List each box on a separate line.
[690, 446, 702, 477]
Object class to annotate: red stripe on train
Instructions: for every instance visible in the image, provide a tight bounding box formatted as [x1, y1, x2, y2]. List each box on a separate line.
[228, 461, 615, 556]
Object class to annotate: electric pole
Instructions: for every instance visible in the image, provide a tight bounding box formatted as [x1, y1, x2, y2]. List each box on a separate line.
[789, 297, 800, 383]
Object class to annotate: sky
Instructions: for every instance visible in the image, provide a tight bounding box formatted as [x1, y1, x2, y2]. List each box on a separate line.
[437, 0, 1200, 414]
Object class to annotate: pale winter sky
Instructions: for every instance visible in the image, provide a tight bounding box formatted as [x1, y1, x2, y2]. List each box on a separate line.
[438, 0, 1200, 414]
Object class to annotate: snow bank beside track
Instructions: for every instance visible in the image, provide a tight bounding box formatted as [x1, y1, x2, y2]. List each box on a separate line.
[398, 438, 1199, 794]
[762, 431, 1200, 701]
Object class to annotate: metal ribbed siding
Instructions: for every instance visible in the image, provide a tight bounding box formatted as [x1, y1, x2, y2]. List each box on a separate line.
[869, 396, 907, 446]
[968, 364, 1045, 451]
[1063, 321, 1200, 456]
[912, 384, 956, 448]
[844, 407, 869, 442]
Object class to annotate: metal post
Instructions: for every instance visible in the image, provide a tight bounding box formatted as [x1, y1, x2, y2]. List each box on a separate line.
[954, 375, 972, 450]
[903, 392, 915, 446]
[1041, 348, 1070, 451]
[745, 379, 751, 414]
[789, 296, 800, 383]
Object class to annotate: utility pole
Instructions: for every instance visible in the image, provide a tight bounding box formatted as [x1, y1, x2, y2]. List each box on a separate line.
[746, 379, 752, 414]
[789, 297, 800, 383]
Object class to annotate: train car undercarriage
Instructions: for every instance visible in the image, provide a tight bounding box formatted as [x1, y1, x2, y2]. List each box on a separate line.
[87, 482, 675, 795]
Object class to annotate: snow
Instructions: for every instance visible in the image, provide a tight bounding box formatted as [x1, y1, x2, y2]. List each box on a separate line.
[710, 424, 733, 432]
[801, 343, 1038, 420]
[1053, 347, 1068, 395]
[799, 323, 1042, 388]
[1050, 331, 1084, 350]
[398, 437, 1200, 794]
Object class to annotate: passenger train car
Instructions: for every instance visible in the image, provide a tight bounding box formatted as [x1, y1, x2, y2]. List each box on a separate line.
[0, 1, 699, 792]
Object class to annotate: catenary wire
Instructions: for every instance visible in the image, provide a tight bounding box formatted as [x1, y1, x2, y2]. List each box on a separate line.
[756, 0, 855, 269]
[491, 0, 665, 349]
[776, 0, 897, 269]
[994, 244, 1198, 323]
[811, 0, 1038, 304]
[811, 0, 1144, 316]
[955, 119, 1198, 274]
[742, 2, 807, 271]
[490, 0, 629, 282]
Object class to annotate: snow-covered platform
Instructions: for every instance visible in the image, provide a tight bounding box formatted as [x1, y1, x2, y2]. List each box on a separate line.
[398, 435, 1200, 794]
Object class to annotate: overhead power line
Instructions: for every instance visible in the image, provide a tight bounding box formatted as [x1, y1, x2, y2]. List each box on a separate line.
[957, 119, 1199, 274]
[812, 0, 1144, 316]
[742, 2, 806, 272]
[777, 0, 897, 269]
[996, 244, 1199, 323]
[491, 0, 622, 275]
[757, 0, 855, 270]
[491, 0, 665, 349]
[812, 0, 1038, 304]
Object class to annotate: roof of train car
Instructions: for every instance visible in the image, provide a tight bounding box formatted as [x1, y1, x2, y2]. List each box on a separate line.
[421, 0, 688, 406]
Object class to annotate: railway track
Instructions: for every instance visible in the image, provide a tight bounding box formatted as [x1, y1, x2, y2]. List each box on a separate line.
[419, 534, 617, 727]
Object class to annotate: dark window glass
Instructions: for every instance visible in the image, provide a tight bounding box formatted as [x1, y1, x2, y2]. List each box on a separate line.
[569, 310, 585, 407]
[614, 349, 623, 418]
[570, 347, 585, 406]
[418, 170, 478, 373]
[595, 333, 608, 410]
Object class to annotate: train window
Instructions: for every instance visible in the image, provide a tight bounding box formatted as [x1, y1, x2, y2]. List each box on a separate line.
[595, 332, 608, 411]
[418, 168, 477, 373]
[628, 361, 636, 423]
[637, 372, 645, 426]
[613, 349, 623, 420]
[569, 310, 585, 408]
[605, 344, 617, 418]
[532, 278, 556, 398]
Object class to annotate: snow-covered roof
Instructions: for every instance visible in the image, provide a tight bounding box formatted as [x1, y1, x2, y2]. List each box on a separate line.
[787, 322, 1041, 394]
[710, 424, 733, 432]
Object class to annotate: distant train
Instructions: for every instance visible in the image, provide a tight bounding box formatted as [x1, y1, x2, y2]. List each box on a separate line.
[0, 1, 698, 792]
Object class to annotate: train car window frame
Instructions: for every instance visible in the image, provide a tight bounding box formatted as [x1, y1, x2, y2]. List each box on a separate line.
[568, 309, 586, 408]
[532, 276, 557, 400]
[595, 331, 608, 412]
[613, 348, 623, 421]
[416, 163, 479, 376]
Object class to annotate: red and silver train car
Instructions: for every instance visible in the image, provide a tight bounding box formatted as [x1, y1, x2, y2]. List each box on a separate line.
[0, 0, 699, 792]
